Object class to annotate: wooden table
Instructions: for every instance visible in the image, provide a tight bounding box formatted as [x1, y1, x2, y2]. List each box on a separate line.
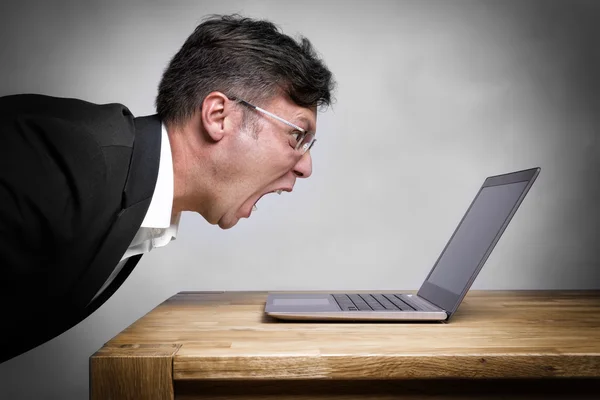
[90, 291, 600, 399]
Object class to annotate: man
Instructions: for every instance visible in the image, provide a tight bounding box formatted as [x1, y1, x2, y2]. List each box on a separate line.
[0, 14, 335, 363]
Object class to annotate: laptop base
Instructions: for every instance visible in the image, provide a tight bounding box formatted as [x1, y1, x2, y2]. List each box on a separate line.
[267, 310, 448, 321]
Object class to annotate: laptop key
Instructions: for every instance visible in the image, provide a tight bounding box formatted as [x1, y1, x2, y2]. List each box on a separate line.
[396, 294, 427, 311]
[332, 294, 359, 311]
[384, 294, 414, 311]
[348, 294, 373, 311]
[359, 294, 386, 311]
[370, 294, 400, 310]
[333, 294, 359, 311]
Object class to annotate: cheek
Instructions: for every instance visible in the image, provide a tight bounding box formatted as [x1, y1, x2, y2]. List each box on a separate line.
[240, 129, 300, 183]
[257, 138, 297, 170]
[268, 148, 300, 174]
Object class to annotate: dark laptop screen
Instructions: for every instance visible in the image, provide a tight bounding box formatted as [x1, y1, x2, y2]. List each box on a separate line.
[417, 168, 539, 316]
[426, 180, 529, 294]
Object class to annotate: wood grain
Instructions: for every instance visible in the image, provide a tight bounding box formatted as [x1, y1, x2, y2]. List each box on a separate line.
[90, 343, 180, 400]
[92, 290, 600, 398]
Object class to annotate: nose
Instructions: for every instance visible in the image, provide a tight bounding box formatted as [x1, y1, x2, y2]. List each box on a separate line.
[293, 151, 313, 178]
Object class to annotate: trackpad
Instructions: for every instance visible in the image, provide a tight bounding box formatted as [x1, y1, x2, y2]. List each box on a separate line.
[273, 298, 330, 306]
[266, 294, 340, 312]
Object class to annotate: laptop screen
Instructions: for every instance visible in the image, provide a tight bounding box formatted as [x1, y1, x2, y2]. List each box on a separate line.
[427, 181, 528, 293]
[417, 168, 539, 316]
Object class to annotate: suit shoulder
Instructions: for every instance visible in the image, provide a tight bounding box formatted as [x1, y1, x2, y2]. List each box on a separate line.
[0, 93, 136, 147]
[0, 93, 132, 116]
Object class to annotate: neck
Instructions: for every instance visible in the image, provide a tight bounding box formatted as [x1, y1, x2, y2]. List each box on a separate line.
[168, 125, 219, 223]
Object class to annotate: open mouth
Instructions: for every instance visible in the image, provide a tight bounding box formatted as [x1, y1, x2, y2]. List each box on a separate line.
[252, 188, 291, 212]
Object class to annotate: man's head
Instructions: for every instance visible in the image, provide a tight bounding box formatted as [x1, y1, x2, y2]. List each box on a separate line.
[156, 14, 335, 229]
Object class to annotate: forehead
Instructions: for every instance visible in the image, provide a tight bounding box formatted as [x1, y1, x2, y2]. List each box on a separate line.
[266, 96, 317, 133]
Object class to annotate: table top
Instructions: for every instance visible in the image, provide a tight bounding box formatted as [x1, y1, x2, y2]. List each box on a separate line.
[93, 290, 600, 381]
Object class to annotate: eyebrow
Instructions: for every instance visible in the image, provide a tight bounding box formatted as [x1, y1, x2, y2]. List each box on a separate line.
[294, 115, 315, 134]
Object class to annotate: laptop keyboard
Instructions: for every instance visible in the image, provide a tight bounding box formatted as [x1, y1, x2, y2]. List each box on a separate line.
[332, 294, 438, 312]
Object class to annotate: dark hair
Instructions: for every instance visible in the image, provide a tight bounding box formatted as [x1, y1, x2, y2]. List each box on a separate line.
[156, 14, 336, 127]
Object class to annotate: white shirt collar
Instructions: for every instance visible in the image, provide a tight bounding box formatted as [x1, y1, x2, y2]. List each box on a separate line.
[140, 122, 175, 228]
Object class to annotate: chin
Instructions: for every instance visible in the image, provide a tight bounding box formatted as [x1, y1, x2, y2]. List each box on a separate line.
[217, 216, 240, 230]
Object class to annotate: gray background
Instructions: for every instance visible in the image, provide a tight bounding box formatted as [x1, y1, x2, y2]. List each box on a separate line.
[1, 0, 599, 398]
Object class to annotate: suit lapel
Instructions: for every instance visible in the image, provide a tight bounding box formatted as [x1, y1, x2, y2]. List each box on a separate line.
[69, 115, 162, 314]
[123, 115, 163, 208]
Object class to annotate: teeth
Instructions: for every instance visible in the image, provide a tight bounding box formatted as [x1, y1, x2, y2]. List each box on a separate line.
[252, 204, 257, 211]
[276, 190, 282, 195]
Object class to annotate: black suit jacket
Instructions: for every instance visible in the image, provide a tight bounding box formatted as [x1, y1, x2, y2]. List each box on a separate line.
[0, 94, 161, 363]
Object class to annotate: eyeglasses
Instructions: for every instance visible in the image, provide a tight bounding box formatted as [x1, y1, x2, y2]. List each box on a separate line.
[230, 97, 316, 155]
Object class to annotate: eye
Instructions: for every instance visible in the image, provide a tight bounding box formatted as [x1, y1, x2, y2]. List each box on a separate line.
[289, 131, 302, 148]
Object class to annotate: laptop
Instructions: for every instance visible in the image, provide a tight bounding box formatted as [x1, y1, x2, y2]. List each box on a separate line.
[265, 167, 540, 322]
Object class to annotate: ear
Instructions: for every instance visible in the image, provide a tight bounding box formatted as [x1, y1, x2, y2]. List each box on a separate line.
[201, 92, 233, 142]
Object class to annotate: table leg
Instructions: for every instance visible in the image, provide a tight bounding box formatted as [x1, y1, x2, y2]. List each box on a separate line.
[91, 344, 180, 400]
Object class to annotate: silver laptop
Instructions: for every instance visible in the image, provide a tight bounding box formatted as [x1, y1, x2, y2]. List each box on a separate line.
[265, 167, 540, 322]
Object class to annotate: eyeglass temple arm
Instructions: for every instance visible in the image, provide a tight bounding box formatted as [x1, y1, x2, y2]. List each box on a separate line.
[236, 99, 306, 133]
